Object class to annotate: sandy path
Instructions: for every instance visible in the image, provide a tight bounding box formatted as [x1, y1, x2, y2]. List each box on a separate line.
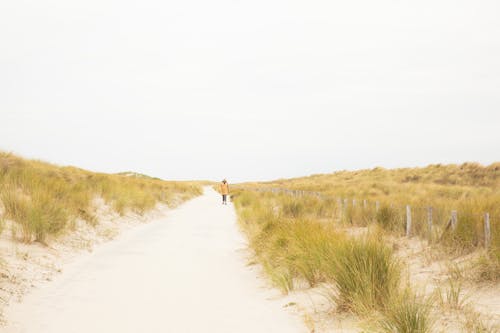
[3, 188, 306, 333]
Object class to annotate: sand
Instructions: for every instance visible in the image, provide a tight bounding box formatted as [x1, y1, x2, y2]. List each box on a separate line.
[2, 188, 306, 333]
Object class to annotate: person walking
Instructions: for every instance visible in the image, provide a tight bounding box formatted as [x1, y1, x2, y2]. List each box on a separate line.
[220, 179, 229, 205]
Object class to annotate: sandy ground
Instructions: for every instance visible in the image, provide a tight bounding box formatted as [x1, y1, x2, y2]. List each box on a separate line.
[396, 237, 500, 332]
[0, 197, 170, 321]
[2, 188, 307, 333]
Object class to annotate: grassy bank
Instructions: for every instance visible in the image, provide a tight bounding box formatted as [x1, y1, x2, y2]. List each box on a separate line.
[233, 163, 500, 331]
[240, 163, 500, 267]
[0, 152, 202, 243]
[232, 190, 434, 332]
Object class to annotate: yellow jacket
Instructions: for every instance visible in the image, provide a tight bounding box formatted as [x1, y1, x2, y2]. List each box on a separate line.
[220, 183, 229, 195]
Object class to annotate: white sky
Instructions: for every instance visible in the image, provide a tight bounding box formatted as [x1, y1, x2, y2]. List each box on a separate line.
[1, 0, 499, 182]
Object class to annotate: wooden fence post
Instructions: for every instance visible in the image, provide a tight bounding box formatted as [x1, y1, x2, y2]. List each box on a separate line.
[451, 210, 458, 231]
[352, 199, 356, 207]
[363, 199, 367, 209]
[376, 201, 380, 212]
[484, 213, 491, 249]
[406, 205, 412, 237]
[427, 207, 433, 241]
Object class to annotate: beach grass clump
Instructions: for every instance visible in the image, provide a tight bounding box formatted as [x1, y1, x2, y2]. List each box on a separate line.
[233, 189, 344, 291]
[376, 204, 401, 232]
[327, 235, 401, 314]
[281, 198, 305, 218]
[378, 289, 434, 333]
[250, 216, 336, 291]
[285, 218, 343, 287]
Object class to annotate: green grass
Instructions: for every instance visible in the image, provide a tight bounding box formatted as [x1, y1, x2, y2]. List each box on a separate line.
[0, 152, 202, 243]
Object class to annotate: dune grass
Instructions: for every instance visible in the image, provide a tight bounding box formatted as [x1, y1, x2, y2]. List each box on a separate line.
[240, 163, 500, 268]
[233, 191, 407, 312]
[232, 163, 499, 331]
[378, 289, 434, 333]
[327, 234, 400, 314]
[0, 152, 202, 243]
[231, 189, 444, 331]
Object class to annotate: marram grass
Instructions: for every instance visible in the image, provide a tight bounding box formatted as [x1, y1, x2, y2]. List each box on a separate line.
[239, 162, 500, 270]
[378, 289, 434, 333]
[233, 191, 401, 310]
[232, 189, 435, 331]
[0, 152, 202, 243]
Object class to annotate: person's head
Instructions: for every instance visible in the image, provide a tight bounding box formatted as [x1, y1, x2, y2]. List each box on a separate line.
[222, 179, 227, 184]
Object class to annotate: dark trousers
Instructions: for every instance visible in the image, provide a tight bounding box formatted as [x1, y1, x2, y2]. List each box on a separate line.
[222, 194, 227, 203]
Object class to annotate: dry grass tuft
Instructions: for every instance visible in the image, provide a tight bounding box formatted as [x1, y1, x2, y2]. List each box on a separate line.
[328, 234, 400, 314]
[378, 289, 434, 333]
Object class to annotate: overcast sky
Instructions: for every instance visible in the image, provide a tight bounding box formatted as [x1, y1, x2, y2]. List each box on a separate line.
[1, 0, 499, 182]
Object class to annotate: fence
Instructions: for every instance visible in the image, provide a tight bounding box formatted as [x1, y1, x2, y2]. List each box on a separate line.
[236, 186, 496, 249]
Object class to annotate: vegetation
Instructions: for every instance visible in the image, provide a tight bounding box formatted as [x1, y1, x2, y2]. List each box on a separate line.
[0, 152, 202, 243]
[329, 233, 400, 314]
[378, 289, 434, 333]
[240, 163, 500, 269]
[232, 163, 500, 331]
[232, 190, 432, 331]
